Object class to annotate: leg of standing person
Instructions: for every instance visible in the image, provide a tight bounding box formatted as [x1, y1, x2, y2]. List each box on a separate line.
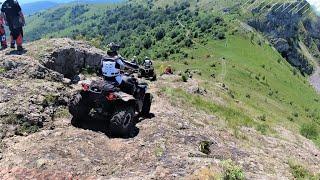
[0, 25, 7, 49]
[16, 27, 23, 51]
[9, 27, 15, 48]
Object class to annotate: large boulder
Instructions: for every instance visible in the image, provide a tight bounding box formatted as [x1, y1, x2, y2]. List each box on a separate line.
[39, 38, 106, 78]
[272, 38, 289, 54]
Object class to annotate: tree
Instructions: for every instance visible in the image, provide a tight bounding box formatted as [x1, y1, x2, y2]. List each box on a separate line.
[155, 28, 166, 41]
[143, 36, 153, 49]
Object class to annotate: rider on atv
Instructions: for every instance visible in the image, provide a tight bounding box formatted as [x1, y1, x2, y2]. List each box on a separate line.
[101, 42, 141, 96]
[142, 56, 153, 67]
[69, 42, 152, 137]
[138, 56, 157, 81]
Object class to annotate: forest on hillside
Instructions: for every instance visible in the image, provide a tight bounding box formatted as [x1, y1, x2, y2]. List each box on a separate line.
[26, 2, 228, 60]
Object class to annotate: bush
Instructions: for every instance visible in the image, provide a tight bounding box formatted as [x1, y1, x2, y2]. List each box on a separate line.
[18, 122, 39, 134]
[257, 114, 267, 121]
[300, 123, 319, 140]
[215, 32, 226, 40]
[143, 37, 153, 49]
[181, 74, 188, 82]
[288, 161, 318, 179]
[155, 28, 166, 41]
[0, 67, 6, 73]
[256, 124, 269, 135]
[222, 160, 245, 180]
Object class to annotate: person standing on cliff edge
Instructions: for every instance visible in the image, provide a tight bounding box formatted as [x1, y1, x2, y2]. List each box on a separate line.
[1, 0, 25, 51]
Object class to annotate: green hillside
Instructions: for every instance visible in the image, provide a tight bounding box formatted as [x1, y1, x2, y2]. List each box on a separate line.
[24, 0, 320, 146]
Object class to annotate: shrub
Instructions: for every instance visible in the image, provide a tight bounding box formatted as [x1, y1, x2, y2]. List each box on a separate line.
[143, 37, 153, 49]
[18, 122, 39, 134]
[287, 116, 294, 122]
[257, 114, 267, 121]
[222, 160, 245, 180]
[155, 28, 166, 41]
[181, 74, 188, 82]
[216, 32, 226, 40]
[0, 67, 6, 73]
[184, 38, 193, 47]
[44, 94, 57, 106]
[256, 124, 269, 135]
[288, 161, 318, 179]
[54, 107, 71, 119]
[300, 123, 319, 140]
[292, 112, 299, 117]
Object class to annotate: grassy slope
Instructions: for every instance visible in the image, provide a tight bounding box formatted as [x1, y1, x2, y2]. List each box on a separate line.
[140, 0, 320, 145]
[157, 31, 320, 145]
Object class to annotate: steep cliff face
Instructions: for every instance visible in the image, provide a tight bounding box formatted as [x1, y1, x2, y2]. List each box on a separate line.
[248, 1, 320, 75]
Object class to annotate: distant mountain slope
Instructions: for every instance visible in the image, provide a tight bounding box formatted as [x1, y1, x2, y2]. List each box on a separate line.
[22, 1, 59, 15]
[19, 0, 122, 3]
[21, 0, 123, 15]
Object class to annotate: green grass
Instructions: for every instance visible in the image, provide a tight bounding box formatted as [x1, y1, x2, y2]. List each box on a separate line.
[0, 67, 6, 73]
[288, 160, 320, 180]
[222, 160, 245, 180]
[300, 123, 319, 140]
[44, 94, 57, 106]
[163, 87, 257, 129]
[54, 107, 71, 119]
[157, 33, 320, 145]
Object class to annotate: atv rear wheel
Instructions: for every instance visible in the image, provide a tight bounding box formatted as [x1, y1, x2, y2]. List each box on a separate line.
[69, 93, 90, 127]
[108, 105, 135, 137]
[140, 93, 152, 117]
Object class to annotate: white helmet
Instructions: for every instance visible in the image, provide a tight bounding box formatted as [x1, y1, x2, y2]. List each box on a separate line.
[102, 61, 120, 77]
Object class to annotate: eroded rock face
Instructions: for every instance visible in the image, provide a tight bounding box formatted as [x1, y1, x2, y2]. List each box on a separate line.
[272, 38, 289, 54]
[0, 52, 72, 138]
[41, 39, 106, 78]
[0, 39, 108, 138]
[248, 2, 320, 75]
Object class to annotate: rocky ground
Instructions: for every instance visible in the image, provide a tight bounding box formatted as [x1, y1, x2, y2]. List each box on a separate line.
[0, 39, 319, 179]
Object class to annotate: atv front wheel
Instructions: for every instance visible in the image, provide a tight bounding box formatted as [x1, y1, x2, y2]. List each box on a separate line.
[69, 93, 90, 127]
[108, 105, 135, 137]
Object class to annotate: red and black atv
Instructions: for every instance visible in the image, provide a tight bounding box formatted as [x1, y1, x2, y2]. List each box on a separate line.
[68, 78, 152, 137]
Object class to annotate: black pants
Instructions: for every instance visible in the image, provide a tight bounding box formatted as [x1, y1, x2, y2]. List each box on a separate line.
[9, 26, 23, 40]
[119, 76, 137, 96]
